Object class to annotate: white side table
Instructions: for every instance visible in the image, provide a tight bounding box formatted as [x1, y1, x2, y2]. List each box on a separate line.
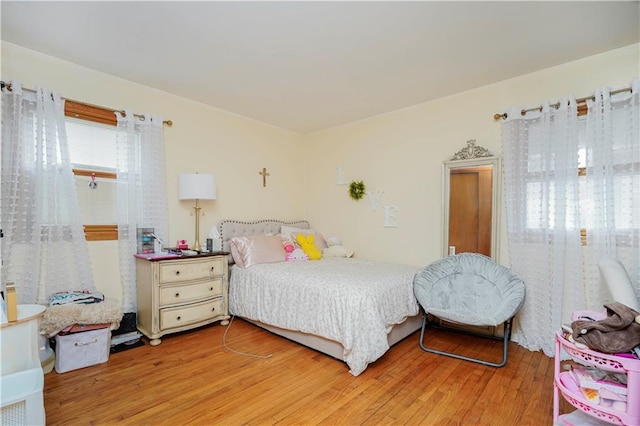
[0, 304, 46, 426]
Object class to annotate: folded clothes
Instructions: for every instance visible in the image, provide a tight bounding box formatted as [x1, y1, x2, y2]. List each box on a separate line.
[571, 302, 640, 354]
[57, 323, 112, 335]
[49, 290, 104, 306]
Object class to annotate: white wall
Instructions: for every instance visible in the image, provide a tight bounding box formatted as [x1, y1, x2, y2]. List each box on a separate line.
[304, 43, 640, 267]
[2, 41, 306, 303]
[2, 41, 638, 301]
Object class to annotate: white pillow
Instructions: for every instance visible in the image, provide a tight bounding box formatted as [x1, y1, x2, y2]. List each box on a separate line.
[322, 245, 354, 258]
[598, 258, 639, 311]
[280, 225, 313, 238]
[229, 235, 286, 268]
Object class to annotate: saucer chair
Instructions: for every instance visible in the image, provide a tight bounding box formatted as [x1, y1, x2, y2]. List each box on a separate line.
[414, 253, 526, 367]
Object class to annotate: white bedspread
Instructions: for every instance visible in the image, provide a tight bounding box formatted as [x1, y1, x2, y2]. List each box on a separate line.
[229, 258, 420, 375]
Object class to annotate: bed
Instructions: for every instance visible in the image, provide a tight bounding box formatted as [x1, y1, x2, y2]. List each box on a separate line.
[218, 219, 422, 376]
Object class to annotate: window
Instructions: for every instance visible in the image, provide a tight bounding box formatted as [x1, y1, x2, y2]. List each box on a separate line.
[523, 102, 639, 246]
[65, 101, 118, 241]
[522, 114, 585, 233]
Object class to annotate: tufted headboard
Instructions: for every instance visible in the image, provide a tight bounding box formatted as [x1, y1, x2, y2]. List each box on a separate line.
[217, 219, 310, 264]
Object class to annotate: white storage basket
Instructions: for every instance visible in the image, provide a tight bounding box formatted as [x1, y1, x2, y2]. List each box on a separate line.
[55, 328, 110, 373]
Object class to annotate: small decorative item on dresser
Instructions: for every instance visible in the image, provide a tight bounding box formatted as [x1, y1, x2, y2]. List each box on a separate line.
[136, 228, 155, 254]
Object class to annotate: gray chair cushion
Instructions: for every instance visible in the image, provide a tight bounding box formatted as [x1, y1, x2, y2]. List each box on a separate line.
[414, 253, 526, 327]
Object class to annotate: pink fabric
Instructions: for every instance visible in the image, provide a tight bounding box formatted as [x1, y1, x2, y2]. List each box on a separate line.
[230, 235, 286, 268]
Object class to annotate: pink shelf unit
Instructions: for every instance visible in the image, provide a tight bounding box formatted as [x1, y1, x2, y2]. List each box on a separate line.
[554, 331, 640, 425]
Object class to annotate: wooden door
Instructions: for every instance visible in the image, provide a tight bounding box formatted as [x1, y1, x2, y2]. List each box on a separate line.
[448, 166, 492, 256]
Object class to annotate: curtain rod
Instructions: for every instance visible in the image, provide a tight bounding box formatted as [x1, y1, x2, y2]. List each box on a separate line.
[493, 85, 634, 121]
[0, 81, 173, 126]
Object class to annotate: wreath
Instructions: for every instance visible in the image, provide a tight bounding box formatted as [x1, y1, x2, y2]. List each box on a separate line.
[348, 180, 366, 201]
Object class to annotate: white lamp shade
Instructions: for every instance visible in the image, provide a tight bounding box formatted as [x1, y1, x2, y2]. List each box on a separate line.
[178, 173, 216, 200]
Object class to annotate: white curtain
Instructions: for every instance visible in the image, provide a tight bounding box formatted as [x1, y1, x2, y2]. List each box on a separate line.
[1, 81, 96, 304]
[583, 80, 640, 306]
[502, 97, 584, 356]
[502, 79, 640, 356]
[116, 111, 168, 313]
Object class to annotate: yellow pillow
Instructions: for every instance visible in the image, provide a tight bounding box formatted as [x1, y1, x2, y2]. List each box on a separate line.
[296, 234, 322, 260]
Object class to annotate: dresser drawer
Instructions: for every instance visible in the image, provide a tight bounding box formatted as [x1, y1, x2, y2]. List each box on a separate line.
[159, 279, 223, 306]
[159, 257, 225, 283]
[160, 297, 223, 330]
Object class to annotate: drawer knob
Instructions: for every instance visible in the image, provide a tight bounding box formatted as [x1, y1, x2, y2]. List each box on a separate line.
[177, 316, 181, 321]
[175, 292, 180, 298]
[211, 307, 216, 312]
[175, 270, 180, 275]
[209, 287, 214, 291]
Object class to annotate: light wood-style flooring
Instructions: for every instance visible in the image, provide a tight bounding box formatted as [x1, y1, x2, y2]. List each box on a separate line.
[44, 318, 564, 425]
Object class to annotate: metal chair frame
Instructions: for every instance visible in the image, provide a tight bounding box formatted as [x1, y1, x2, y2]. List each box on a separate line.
[418, 313, 515, 367]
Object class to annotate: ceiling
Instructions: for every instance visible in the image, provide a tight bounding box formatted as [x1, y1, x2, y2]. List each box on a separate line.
[2, 1, 639, 134]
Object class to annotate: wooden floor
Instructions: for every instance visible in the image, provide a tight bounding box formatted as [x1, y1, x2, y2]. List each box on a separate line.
[44, 318, 564, 425]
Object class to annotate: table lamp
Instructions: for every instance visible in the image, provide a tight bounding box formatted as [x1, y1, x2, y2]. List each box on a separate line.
[178, 173, 216, 252]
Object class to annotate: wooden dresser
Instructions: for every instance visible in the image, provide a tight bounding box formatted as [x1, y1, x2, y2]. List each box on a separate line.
[135, 252, 230, 346]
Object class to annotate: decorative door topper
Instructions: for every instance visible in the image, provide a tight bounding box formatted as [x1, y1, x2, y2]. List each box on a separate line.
[451, 139, 492, 160]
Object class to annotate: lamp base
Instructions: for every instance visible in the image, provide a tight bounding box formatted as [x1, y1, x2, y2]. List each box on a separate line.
[192, 201, 202, 253]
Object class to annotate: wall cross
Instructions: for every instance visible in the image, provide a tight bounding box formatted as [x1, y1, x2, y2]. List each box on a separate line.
[259, 167, 270, 187]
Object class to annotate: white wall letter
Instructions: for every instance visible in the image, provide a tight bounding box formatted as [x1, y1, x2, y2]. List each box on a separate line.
[366, 190, 384, 212]
[335, 166, 347, 185]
